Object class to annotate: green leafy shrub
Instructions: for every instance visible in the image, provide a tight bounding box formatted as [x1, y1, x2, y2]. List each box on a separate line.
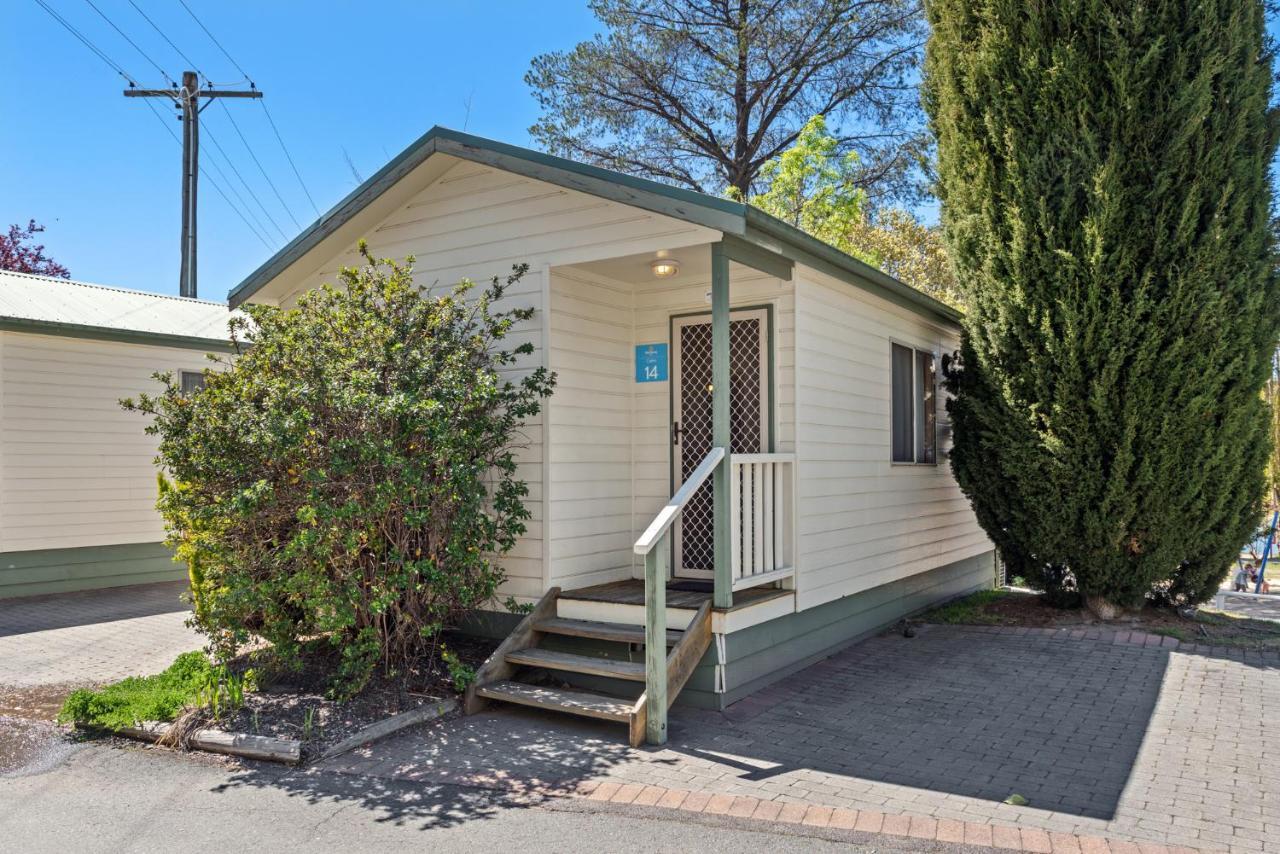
[58, 651, 214, 730]
[124, 245, 554, 695]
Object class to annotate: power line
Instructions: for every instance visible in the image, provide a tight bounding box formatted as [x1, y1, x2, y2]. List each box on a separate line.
[125, 0, 203, 79]
[198, 126, 282, 245]
[82, 0, 173, 84]
[219, 99, 302, 230]
[136, 96, 272, 251]
[178, 0, 253, 85]
[259, 100, 321, 219]
[202, 121, 291, 243]
[32, 0, 138, 86]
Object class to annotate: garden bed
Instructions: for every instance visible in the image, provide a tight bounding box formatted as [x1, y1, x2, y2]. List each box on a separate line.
[59, 630, 497, 765]
[200, 630, 496, 762]
[918, 588, 1280, 649]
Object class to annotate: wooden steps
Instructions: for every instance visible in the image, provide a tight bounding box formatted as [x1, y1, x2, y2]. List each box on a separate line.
[534, 616, 682, 646]
[505, 648, 646, 681]
[474, 680, 633, 722]
[464, 588, 715, 746]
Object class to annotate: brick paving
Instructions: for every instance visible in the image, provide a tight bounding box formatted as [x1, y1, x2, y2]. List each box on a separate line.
[322, 625, 1280, 854]
[0, 581, 200, 690]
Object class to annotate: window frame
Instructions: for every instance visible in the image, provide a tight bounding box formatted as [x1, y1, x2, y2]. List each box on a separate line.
[179, 370, 206, 394]
[889, 340, 939, 466]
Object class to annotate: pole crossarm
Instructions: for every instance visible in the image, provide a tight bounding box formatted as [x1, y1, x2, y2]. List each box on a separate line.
[124, 89, 262, 98]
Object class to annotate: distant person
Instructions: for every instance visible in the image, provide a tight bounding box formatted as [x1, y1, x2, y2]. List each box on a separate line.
[1234, 563, 1252, 592]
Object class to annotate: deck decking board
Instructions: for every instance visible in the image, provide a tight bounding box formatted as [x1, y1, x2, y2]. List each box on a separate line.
[558, 579, 790, 611]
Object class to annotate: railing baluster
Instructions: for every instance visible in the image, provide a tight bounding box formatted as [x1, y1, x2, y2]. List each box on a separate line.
[774, 462, 785, 569]
[747, 463, 757, 578]
[645, 532, 667, 745]
[763, 462, 774, 574]
[729, 459, 741, 582]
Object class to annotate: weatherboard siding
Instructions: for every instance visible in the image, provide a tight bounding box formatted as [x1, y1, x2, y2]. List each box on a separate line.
[269, 159, 718, 601]
[792, 265, 991, 612]
[0, 331, 214, 553]
[546, 266, 636, 589]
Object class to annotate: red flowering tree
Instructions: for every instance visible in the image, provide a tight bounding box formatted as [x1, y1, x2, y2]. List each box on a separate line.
[0, 221, 70, 278]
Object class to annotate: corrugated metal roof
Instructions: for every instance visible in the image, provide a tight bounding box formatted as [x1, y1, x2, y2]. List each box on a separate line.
[0, 270, 236, 342]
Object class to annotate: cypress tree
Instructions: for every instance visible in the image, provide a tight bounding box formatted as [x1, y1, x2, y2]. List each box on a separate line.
[923, 0, 1280, 614]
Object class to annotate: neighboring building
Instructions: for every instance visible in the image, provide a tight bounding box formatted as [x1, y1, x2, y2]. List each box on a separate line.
[0, 270, 234, 598]
[230, 127, 996, 744]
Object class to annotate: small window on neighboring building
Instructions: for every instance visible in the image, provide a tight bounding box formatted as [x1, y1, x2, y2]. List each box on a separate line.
[180, 370, 206, 394]
[890, 343, 937, 465]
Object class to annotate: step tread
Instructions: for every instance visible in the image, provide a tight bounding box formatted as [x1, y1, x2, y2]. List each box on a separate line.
[535, 617, 683, 646]
[504, 648, 646, 681]
[475, 680, 634, 722]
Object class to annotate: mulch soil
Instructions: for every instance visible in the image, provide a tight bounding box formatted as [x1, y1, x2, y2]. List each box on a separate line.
[203, 630, 498, 762]
[919, 589, 1280, 649]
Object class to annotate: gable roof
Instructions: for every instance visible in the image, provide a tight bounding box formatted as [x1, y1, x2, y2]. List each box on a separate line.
[228, 126, 961, 326]
[0, 270, 236, 350]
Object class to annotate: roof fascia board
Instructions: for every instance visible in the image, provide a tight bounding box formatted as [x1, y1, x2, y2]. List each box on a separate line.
[743, 208, 962, 326]
[0, 317, 236, 352]
[432, 131, 746, 237]
[229, 134, 444, 307]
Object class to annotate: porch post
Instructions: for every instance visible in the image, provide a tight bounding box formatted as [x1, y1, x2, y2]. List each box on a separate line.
[644, 544, 668, 744]
[711, 242, 733, 609]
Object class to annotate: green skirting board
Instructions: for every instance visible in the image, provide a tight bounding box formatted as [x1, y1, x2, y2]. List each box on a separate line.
[461, 550, 997, 711]
[0, 542, 183, 599]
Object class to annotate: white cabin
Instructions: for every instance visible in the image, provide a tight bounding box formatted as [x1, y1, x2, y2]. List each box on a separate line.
[229, 127, 995, 743]
[0, 270, 234, 598]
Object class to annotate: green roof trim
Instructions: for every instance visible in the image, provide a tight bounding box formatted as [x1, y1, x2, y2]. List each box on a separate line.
[0, 316, 236, 352]
[227, 126, 960, 326]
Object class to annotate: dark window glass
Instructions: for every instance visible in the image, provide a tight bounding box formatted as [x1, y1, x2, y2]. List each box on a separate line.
[891, 343, 914, 462]
[180, 371, 206, 394]
[916, 351, 936, 464]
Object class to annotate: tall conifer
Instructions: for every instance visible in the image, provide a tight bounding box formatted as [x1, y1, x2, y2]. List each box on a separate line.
[923, 0, 1280, 613]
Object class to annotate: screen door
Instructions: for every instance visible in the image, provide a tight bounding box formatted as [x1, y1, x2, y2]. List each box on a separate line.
[671, 309, 769, 578]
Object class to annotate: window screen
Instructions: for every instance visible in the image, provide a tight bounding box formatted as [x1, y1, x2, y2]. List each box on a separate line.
[891, 343, 915, 463]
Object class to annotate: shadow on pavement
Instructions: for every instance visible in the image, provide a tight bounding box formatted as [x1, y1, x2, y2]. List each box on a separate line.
[0, 581, 189, 638]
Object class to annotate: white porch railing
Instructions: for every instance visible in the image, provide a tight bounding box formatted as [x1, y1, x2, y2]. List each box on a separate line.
[633, 446, 724, 746]
[729, 453, 795, 591]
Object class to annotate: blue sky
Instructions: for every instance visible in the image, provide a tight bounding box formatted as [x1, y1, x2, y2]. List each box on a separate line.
[4, 3, 1279, 302]
[2, 1, 602, 299]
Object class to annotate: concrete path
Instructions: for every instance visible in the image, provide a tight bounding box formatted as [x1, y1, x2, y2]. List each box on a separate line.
[0, 581, 201, 689]
[322, 625, 1280, 854]
[0, 744, 988, 853]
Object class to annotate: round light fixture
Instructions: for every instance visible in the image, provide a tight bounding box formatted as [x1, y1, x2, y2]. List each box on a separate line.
[650, 258, 681, 279]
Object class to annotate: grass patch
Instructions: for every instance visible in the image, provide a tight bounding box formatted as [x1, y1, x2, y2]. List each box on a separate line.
[58, 651, 215, 730]
[921, 589, 1010, 625]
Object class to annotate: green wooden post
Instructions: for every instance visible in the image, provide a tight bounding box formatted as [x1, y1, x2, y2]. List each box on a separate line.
[711, 242, 733, 609]
[645, 539, 668, 744]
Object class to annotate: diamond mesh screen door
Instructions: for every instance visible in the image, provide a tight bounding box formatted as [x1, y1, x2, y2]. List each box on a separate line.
[672, 309, 769, 577]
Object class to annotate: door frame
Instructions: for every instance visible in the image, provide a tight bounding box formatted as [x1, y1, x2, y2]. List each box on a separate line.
[667, 304, 776, 579]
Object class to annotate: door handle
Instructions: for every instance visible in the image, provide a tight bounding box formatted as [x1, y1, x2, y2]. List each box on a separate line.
[672, 421, 682, 446]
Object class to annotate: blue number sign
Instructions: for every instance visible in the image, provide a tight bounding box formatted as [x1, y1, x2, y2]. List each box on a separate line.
[635, 343, 669, 383]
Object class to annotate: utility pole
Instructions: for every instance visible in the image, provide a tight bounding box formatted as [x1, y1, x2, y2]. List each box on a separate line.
[125, 71, 261, 298]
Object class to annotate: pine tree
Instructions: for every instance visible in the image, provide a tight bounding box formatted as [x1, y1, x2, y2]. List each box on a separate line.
[923, 0, 1280, 614]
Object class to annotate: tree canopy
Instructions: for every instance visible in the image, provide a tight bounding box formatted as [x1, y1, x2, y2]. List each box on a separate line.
[1, 220, 69, 278]
[526, 0, 926, 201]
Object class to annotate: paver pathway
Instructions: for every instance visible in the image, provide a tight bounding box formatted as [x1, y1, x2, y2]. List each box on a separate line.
[0, 581, 200, 689]
[322, 625, 1280, 854]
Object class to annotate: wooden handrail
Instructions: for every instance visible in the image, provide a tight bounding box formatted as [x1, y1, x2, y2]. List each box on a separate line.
[729, 452, 795, 465]
[633, 446, 726, 555]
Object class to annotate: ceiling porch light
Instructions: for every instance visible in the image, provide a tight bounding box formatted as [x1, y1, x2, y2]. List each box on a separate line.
[650, 259, 681, 279]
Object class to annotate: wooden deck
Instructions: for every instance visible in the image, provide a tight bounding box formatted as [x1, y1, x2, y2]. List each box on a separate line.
[559, 578, 790, 612]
